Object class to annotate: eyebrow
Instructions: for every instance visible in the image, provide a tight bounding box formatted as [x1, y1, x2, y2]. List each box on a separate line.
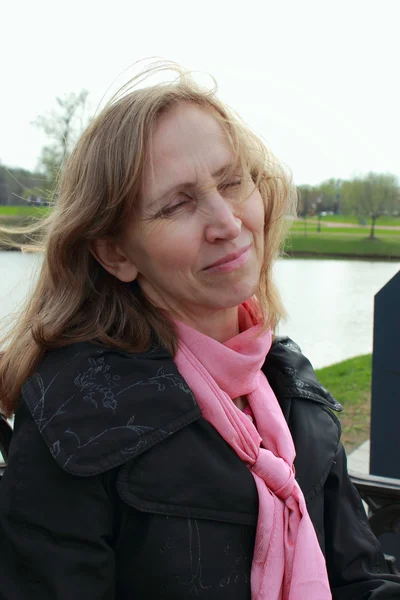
[147, 162, 240, 208]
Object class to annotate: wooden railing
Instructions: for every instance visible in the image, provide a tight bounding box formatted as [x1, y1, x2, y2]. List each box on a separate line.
[350, 470, 400, 575]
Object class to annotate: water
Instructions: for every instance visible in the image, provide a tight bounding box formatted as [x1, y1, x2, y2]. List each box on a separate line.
[0, 252, 399, 369]
[275, 259, 400, 368]
[0, 252, 42, 326]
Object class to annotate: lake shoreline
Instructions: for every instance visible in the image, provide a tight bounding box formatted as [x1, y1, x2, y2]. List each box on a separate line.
[2, 252, 400, 369]
[2, 212, 400, 260]
[284, 251, 400, 262]
[1, 244, 400, 262]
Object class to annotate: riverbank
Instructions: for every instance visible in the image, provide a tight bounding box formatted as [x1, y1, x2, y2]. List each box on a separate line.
[2, 209, 400, 260]
[315, 354, 371, 454]
[285, 230, 400, 260]
[304, 215, 400, 227]
[0, 209, 47, 249]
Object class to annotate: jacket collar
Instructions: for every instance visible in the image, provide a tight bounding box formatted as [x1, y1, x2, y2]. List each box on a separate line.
[21, 337, 341, 477]
[263, 337, 342, 414]
[21, 342, 201, 476]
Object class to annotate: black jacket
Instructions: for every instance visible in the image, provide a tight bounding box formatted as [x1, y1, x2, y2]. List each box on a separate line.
[0, 338, 399, 599]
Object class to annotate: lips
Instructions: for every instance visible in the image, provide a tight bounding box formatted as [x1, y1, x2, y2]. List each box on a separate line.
[204, 244, 251, 270]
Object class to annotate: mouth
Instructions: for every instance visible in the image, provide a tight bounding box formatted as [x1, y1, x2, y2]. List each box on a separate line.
[204, 244, 252, 272]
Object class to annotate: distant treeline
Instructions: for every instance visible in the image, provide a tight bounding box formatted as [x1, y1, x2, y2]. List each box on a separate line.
[297, 174, 400, 219]
[1, 164, 399, 227]
[0, 165, 52, 207]
[297, 174, 400, 239]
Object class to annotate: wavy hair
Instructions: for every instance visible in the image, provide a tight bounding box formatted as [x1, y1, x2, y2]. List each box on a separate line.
[0, 61, 296, 417]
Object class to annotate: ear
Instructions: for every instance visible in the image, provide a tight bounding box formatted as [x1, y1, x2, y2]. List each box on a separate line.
[89, 238, 138, 283]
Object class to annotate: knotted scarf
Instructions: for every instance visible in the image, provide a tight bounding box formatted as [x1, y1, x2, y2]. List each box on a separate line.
[174, 303, 331, 599]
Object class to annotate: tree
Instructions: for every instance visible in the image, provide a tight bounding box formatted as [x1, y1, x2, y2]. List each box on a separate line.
[315, 178, 342, 214]
[341, 173, 399, 239]
[0, 165, 49, 206]
[34, 90, 90, 187]
[297, 185, 314, 235]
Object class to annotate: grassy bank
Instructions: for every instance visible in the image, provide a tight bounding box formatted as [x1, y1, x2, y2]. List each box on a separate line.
[291, 224, 400, 236]
[2, 208, 400, 260]
[0, 207, 49, 247]
[315, 354, 371, 454]
[305, 215, 400, 227]
[285, 230, 400, 259]
[0, 206, 46, 216]
[0, 206, 50, 222]
[287, 215, 400, 260]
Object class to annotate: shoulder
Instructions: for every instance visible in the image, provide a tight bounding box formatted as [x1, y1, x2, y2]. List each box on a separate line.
[20, 342, 200, 476]
[264, 337, 342, 495]
[265, 337, 342, 412]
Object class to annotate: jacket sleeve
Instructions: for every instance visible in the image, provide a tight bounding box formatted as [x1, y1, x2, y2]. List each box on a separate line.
[324, 441, 400, 599]
[0, 402, 116, 600]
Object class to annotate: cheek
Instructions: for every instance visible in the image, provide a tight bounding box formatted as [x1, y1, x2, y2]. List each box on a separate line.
[134, 228, 198, 274]
[246, 190, 265, 233]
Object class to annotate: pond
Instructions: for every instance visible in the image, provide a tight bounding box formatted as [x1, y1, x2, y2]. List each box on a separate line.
[1, 252, 399, 369]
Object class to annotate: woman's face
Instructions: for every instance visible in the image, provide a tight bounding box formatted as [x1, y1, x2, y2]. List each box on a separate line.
[119, 102, 265, 323]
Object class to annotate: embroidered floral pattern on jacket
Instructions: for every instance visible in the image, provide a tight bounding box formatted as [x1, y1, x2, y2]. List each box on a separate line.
[22, 345, 201, 476]
[74, 356, 121, 411]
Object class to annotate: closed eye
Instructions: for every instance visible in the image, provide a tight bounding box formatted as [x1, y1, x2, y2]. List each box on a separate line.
[157, 196, 193, 218]
[221, 179, 242, 189]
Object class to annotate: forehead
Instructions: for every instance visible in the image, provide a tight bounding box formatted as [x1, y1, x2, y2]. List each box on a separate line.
[142, 102, 234, 195]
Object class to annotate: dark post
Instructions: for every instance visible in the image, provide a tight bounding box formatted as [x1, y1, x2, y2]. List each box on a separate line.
[370, 270, 400, 477]
[370, 270, 400, 562]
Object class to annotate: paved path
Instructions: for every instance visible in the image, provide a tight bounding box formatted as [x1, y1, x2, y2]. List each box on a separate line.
[323, 221, 400, 231]
[348, 440, 370, 474]
[297, 219, 400, 231]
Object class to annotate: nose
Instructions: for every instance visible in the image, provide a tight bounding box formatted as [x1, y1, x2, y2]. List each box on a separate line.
[203, 190, 242, 243]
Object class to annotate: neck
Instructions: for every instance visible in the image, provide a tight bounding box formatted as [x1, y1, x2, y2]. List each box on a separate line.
[136, 279, 242, 342]
[174, 306, 240, 343]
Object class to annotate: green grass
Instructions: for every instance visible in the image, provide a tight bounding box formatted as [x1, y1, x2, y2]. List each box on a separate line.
[0, 206, 51, 227]
[0, 206, 51, 231]
[306, 215, 400, 226]
[0, 206, 50, 216]
[285, 231, 400, 259]
[1, 207, 400, 259]
[291, 224, 400, 235]
[315, 354, 372, 453]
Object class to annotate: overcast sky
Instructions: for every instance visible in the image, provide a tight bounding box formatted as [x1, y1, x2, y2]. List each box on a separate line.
[1, 0, 399, 186]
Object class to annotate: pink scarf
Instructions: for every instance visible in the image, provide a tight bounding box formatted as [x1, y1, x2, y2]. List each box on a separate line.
[174, 303, 331, 600]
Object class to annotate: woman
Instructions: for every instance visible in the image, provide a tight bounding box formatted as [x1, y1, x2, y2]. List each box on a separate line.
[0, 63, 399, 600]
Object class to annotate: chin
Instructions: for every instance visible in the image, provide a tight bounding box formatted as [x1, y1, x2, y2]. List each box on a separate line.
[213, 282, 259, 310]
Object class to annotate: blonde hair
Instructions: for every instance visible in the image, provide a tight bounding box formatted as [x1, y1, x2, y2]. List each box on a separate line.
[0, 61, 296, 417]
